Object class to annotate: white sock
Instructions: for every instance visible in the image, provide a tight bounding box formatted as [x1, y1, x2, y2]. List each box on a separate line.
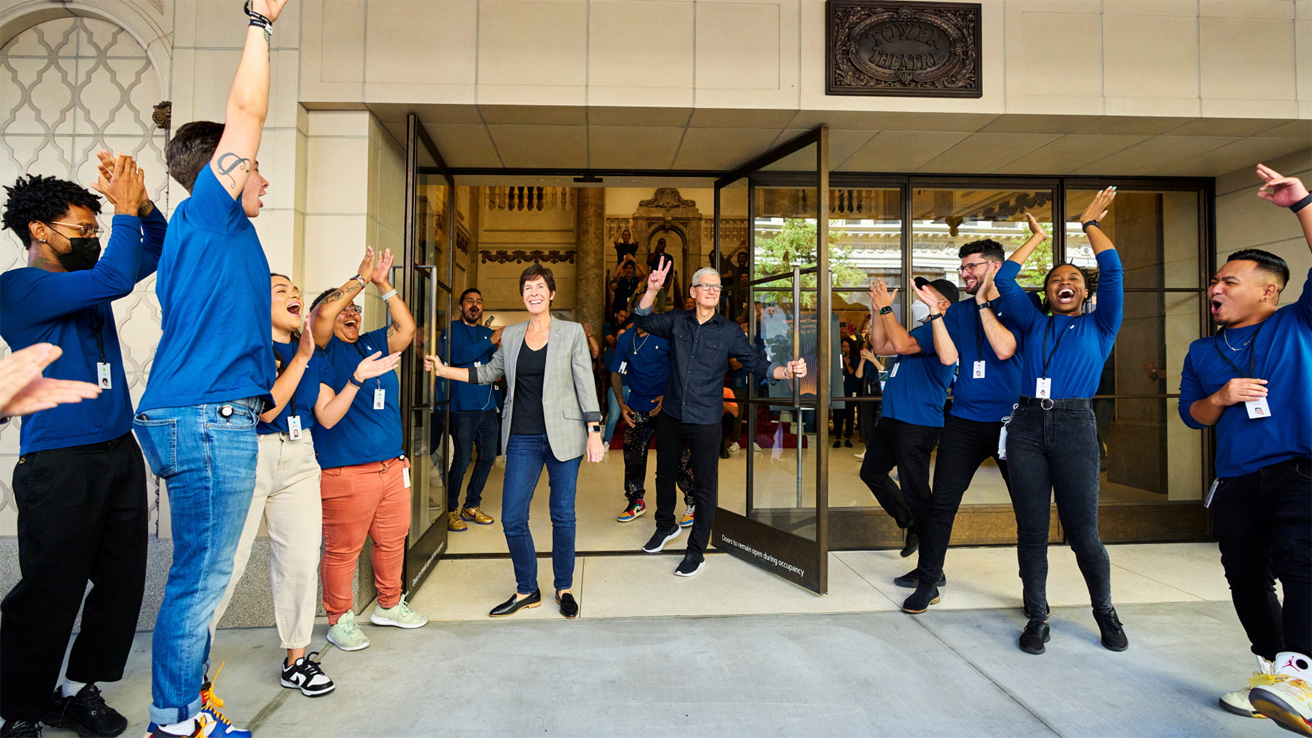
[61, 679, 87, 698]
[157, 717, 197, 735]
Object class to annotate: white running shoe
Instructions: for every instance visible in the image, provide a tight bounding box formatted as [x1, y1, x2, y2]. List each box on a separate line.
[729, 442, 740, 453]
[1250, 652, 1312, 736]
[1220, 655, 1274, 718]
[854, 451, 865, 460]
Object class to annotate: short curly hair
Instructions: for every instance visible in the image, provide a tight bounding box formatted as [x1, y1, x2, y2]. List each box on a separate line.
[2, 174, 102, 250]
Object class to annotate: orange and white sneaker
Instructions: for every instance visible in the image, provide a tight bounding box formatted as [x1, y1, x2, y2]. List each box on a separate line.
[1220, 655, 1274, 718]
[679, 505, 695, 529]
[1250, 652, 1312, 735]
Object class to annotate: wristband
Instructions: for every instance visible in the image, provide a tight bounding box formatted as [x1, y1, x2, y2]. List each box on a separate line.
[977, 300, 992, 310]
[350, 274, 366, 291]
[244, 1, 273, 36]
[1291, 192, 1312, 214]
[379, 288, 398, 302]
[878, 306, 893, 315]
[348, 375, 364, 390]
[927, 313, 943, 321]
[1081, 219, 1100, 233]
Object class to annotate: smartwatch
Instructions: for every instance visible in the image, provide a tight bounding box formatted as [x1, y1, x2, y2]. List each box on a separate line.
[878, 306, 893, 315]
[977, 300, 992, 310]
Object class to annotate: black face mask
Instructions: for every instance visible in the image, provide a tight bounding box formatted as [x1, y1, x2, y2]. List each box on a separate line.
[49, 231, 102, 272]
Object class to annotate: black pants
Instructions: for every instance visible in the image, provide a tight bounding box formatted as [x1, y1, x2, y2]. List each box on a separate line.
[914, 415, 1011, 584]
[623, 409, 693, 506]
[1007, 400, 1112, 619]
[859, 416, 941, 532]
[654, 413, 720, 557]
[447, 408, 499, 511]
[1, 433, 147, 722]
[1211, 456, 1312, 660]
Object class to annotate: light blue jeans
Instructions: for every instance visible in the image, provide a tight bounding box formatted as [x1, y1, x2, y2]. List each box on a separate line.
[603, 384, 630, 444]
[134, 399, 259, 725]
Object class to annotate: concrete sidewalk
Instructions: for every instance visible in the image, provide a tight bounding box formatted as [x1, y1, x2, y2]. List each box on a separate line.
[64, 599, 1273, 738]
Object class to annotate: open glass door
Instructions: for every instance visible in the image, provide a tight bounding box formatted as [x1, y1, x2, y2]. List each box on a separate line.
[714, 127, 831, 593]
[402, 113, 455, 593]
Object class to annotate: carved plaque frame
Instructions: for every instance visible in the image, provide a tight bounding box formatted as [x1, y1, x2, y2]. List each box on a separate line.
[826, 0, 982, 98]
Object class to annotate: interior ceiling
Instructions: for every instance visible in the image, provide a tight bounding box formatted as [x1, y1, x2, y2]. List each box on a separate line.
[364, 103, 1310, 181]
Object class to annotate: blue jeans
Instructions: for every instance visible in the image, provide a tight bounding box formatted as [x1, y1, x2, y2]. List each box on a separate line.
[447, 409, 499, 511]
[603, 384, 630, 444]
[134, 399, 259, 725]
[502, 434, 580, 594]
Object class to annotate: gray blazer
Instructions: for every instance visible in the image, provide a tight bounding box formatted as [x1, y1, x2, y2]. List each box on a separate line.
[469, 318, 602, 461]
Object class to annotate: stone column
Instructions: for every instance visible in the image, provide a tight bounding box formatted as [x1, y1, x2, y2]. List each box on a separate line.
[575, 187, 605, 332]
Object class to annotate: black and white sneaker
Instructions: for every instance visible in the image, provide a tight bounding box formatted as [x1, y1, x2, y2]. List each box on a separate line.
[642, 525, 682, 553]
[42, 684, 126, 737]
[674, 554, 706, 577]
[280, 652, 335, 697]
[0, 720, 42, 737]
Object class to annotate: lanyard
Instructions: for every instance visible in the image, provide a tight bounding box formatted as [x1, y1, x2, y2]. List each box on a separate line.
[1213, 323, 1263, 378]
[88, 309, 106, 364]
[352, 339, 383, 388]
[974, 307, 985, 360]
[459, 321, 495, 410]
[1040, 316, 1074, 379]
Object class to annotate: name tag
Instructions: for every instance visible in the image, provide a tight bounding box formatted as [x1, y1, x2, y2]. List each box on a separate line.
[618, 361, 628, 375]
[972, 360, 986, 379]
[474, 361, 481, 367]
[1245, 397, 1271, 419]
[889, 362, 899, 378]
[97, 362, 112, 389]
[374, 388, 386, 410]
[1035, 377, 1052, 399]
[402, 465, 411, 489]
[288, 415, 303, 441]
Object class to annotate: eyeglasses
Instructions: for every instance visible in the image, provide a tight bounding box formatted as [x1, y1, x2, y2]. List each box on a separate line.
[958, 261, 989, 274]
[45, 221, 102, 238]
[693, 283, 723, 292]
[341, 305, 363, 316]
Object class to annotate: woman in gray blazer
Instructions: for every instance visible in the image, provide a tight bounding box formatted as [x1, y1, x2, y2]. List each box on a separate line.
[426, 265, 603, 618]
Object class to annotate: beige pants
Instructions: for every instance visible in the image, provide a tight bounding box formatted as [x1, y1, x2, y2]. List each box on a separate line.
[212, 431, 323, 650]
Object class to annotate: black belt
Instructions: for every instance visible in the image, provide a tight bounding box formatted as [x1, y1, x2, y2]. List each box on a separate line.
[1017, 395, 1091, 410]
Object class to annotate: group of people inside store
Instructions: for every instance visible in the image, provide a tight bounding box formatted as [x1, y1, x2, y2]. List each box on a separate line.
[0, 2, 1308, 737]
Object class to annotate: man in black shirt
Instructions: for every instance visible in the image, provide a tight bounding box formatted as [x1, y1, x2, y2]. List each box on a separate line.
[631, 261, 807, 576]
[608, 255, 643, 315]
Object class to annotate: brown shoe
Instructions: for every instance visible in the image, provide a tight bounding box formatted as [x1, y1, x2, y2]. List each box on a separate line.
[447, 511, 468, 532]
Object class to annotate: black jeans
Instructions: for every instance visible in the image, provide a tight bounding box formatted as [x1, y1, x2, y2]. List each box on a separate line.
[1211, 456, 1311, 660]
[1007, 399, 1112, 619]
[859, 416, 941, 532]
[447, 409, 499, 511]
[1, 433, 147, 722]
[623, 409, 693, 506]
[654, 412, 720, 557]
[915, 415, 1012, 584]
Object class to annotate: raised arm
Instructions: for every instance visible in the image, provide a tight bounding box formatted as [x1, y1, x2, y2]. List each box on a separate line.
[867, 279, 922, 356]
[371, 249, 415, 353]
[975, 266, 1017, 360]
[1079, 187, 1118, 256]
[911, 282, 957, 366]
[209, 0, 289, 200]
[93, 150, 164, 281]
[994, 213, 1047, 332]
[1079, 191, 1124, 335]
[310, 246, 377, 348]
[1256, 164, 1312, 324]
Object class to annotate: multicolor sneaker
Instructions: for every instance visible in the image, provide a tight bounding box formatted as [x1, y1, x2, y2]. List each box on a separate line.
[280, 652, 335, 697]
[1250, 652, 1312, 736]
[371, 596, 428, 629]
[447, 511, 468, 532]
[460, 507, 494, 525]
[327, 610, 370, 651]
[1220, 655, 1275, 719]
[617, 499, 646, 523]
[146, 665, 251, 737]
[679, 506, 695, 528]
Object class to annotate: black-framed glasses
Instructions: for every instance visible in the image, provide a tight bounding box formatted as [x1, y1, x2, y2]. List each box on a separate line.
[45, 221, 102, 238]
[693, 283, 724, 292]
[958, 261, 989, 274]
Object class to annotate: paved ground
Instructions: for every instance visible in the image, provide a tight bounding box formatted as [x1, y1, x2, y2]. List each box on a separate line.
[43, 599, 1281, 738]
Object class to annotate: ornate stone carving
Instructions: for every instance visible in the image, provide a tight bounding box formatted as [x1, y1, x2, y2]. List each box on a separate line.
[827, 1, 982, 98]
[638, 188, 698, 210]
[479, 249, 576, 265]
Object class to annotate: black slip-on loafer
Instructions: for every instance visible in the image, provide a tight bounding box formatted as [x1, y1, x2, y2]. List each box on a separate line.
[556, 592, 579, 619]
[489, 589, 541, 617]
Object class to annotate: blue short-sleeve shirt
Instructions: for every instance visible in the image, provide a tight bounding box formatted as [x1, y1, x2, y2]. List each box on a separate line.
[312, 327, 403, 468]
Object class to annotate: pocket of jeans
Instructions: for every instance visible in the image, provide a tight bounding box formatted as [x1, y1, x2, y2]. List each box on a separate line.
[133, 416, 178, 477]
[1293, 460, 1311, 481]
[206, 402, 258, 430]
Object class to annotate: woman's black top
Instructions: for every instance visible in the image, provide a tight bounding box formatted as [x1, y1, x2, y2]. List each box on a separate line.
[509, 342, 548, 436]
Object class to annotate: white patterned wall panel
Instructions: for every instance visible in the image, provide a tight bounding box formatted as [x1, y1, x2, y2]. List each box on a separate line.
[1, 17, 168, 535]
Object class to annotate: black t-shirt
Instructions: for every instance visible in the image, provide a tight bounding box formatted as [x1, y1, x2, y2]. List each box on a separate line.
[510, 343, 548, 436]
[615, 240, 638, 261]
[612, 276, 640, 311]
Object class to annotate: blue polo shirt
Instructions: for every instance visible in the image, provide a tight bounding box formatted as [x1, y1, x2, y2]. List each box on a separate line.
[942, 298, 1023, 423]
[439, 321, 502, 412]
[882, 323, 955, 428]
[1179, 269, 1312, 478]
[994, 249, 1123, 399]
[140, 165, 273, 412]
[313, 327, 402, 468]
[608, 329, 672, 412]
[258, 341, 328, 435]
[0, 210, 166, 454]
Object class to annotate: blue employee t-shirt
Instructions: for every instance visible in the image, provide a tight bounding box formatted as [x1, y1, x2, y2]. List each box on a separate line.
[1179, 269, 1312, 478]
[313, 326, 403, 468]
[258, 341, 327, 435]
[608, 329, 672, 412]
[943, 298, 1023, 423]
[439, 321, 501, 412]
[0, 211, 166, 454]
[882, 323, 955, 428]
[140, 165, 273, 412]
[994, 249, 1123, 399]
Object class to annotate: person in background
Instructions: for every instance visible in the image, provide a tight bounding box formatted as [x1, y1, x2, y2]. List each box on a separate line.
[427, 265, 603, 619]
[310, 246, 427, 653]
[1179, 164, 1311, 732]
[720, 387, 739, 459]
[852, 344, 885, 462]
[0, 154, 161, 738]
[833, 323, 859, 449]
[608, 255, 643, 316]
[613, 228, 638, 262]
[601, 309, 630, 447]
[437, 288, 503, 533]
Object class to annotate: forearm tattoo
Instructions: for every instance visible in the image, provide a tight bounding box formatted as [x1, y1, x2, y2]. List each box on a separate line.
[215, 152, 250, 188]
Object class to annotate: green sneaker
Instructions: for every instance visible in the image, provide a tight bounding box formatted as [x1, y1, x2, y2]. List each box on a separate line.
[370, 596, 429, 629]
[326, 610, 370, 651]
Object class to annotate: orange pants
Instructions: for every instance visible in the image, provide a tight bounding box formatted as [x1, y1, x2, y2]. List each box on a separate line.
[319, 457, 411, 624]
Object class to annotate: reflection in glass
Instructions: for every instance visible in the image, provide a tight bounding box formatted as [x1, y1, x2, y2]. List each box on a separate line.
[912, 188, 1054, 292]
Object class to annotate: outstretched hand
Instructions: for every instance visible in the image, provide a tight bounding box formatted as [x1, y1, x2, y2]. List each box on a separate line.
[1025, 211, 1047, 241]
[356, 246, 376, 284]
[90, 151, 149, 216]
[372, 248, 395, 287]
[1078, 187, 1116, 225]
[295, 319, 316, 360]
[975, 264, 996, 304]
[646, 259, 672, 294]
[911, 282, 940, 309]
[867, 279, 897, 310]
[0, 344, 100, 418]
[1256, 164, 1309, 208]
[355, 351, 402, 380]
[423, 354, 445, 373]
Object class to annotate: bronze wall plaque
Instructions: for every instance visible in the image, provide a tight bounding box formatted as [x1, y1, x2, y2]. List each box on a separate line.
[827, 1, 982, 98]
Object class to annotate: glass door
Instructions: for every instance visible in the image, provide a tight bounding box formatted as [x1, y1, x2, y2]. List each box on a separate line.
[402, 113, 455, 592]
[714, 127, 831, 594]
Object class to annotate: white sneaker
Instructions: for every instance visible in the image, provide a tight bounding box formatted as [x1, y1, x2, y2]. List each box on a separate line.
[1250, 652, 1312, 735]
[326, 610, 370, 651]
[1220, 655, 1274, 718]
[729, 442, 740, 453]
[371, 596, 429, 629]
[752, 442, 762, 452]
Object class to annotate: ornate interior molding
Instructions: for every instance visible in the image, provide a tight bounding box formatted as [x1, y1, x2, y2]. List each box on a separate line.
[480, 249, 576, 265]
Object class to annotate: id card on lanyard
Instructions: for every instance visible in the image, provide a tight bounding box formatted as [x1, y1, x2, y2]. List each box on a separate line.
[90, 310, 111, 389]
[1214, 324, 1269, 420]
[353, 340, 386, 410]
[1037, 317, 1074, 399]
